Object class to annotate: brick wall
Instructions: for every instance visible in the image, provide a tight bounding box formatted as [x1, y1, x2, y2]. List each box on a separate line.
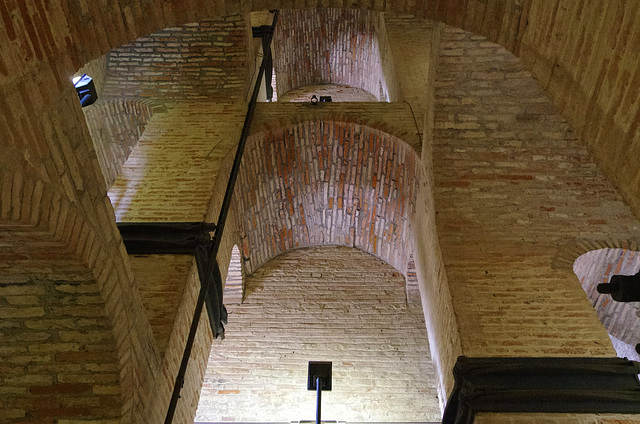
[521, 2, 640, 221]
[0, 166, 159, 424]
[384, 16, 461, 408]
[433, 27, 640, 359]
[108, 104, 247, 222]
[140, 257, 214, 424]
[0, 265, 120, 422]
[235, 120, 419, 279]
[83, 98, 157, 187]
[103, 15, 251, 102]
[196, 246, 440, 423]
[3, 1, 640, 423]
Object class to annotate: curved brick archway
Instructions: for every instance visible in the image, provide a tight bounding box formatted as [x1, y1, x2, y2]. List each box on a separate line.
[273, 9, 396, 101]
[0, 169, 159, 424]
[196, 246, 439, 423]
[235, 120, 419, 280]
[3, 1, 640, 423]
[4, 1, 640, 219]
[574, 248, 640, 361]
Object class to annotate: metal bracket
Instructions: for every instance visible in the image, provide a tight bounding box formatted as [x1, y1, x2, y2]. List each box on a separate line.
[443, 356, 640, 424]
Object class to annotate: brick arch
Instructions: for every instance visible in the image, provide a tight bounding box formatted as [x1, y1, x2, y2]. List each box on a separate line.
[552, 239, 640, 271]
[50, 2, 528, 75]
[0, 2, 528, 113]
[251, 110, 422, 156]
[573, 248, 640, 360]
[0, 168, 157, 424]
[234, 120, 419, 279]
[272, 9, 394, 101]
[0, 2, 532, 216]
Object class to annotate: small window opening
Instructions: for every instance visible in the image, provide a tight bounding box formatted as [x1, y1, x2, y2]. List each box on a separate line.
[223, 245, 244, 304]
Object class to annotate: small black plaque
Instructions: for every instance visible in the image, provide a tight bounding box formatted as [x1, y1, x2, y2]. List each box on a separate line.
[307, 361, 332, 391]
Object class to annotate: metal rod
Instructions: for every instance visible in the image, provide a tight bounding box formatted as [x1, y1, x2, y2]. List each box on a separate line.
[316, 376, 322, 424]
[163, 10, 279, 424]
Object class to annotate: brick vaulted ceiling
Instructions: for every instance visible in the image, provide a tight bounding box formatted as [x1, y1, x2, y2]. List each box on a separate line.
[3, 1, 640, 423]
[272, 9, 397, 101]
[235, 120, 420, 276]
[5, 0, 640, 223]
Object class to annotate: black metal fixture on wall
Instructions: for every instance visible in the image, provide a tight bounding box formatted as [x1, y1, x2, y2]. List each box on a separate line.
[443, 356, 640, 424]
[73, 74, 98, 107]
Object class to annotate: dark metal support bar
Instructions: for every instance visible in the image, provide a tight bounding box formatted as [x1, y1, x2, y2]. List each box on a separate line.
[252, 24, 275, 101]
[164, 10, 279, 424]
[316, 376, 322, 424]
[116, 222, 216, 255]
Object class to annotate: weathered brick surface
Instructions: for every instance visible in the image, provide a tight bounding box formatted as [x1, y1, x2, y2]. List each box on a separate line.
[433, 27, 640, 358]
[273, 9, 398, 101]
[108, 102, 422, 223]
[0, 168, 158, 424]
[83, 98, 157, 187]
[104, 15, 250, 102]
[108, 104, 247, 222]
[235, 120, 419, 281]
[142, 259, 214, 424]
[252, 102, 423, 154]
[521, 2, 640, 222]
[196, 246, 440, 423]
[129, 254, 193, 357]
[2, 1, 640, 423]
[0, 273, 120, 422]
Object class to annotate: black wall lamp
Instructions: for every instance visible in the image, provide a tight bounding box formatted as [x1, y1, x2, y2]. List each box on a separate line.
[73, 74, 98, 107]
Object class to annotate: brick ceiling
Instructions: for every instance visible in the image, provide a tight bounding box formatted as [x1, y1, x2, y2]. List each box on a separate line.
[273, 9, 391, 101]
[235, 120, 420, 278]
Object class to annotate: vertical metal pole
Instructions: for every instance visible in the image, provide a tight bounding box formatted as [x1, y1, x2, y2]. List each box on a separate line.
[163, 10, 279, 424]
[316, 376, 322, 424]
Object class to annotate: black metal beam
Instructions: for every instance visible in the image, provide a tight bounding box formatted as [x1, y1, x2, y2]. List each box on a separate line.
[163, 10, 280, 424]
[117, 222, 216, 255]
[116, 221, 227, 340]
[443, 356, 640, 424]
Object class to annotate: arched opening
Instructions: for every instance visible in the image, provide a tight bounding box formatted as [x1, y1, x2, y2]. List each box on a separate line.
[235, 120, 420, 281]
[574, 248, 640, 361]
[272, 9, 399, 102]
[223, 244, 244, 304]
[196, 246, 439, 422]
[4, 1, 640, 423]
